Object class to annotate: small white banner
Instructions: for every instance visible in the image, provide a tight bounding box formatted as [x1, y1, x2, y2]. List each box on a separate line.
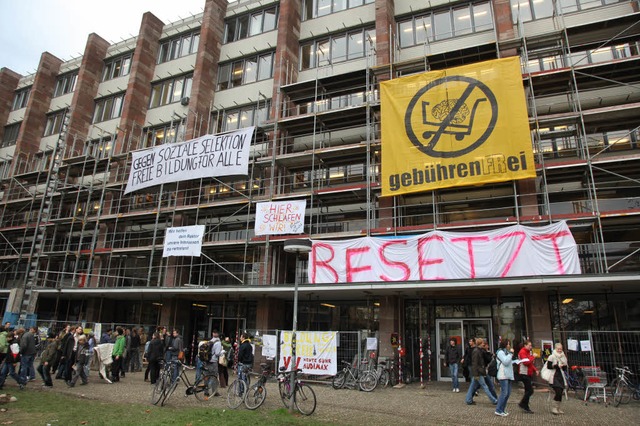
[262, 334, 277, 359]
[279, 331, 337, 376]
[125, 127, 255, 194]
[254, 200, 306, 236]
[163, 225, 205, 257]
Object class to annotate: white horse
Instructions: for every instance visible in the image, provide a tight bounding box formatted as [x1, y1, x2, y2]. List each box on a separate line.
[92, 343, 114, 383]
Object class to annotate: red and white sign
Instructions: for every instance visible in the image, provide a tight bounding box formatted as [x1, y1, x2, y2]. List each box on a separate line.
[255, 200, 306, 236]
[309, 221, 580, 283]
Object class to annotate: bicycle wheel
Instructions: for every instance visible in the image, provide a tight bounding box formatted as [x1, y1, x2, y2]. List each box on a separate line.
[151, 373, 167, 405]
[162, 378, 179, 406]
[279, 380, 292, 408]
[195, 375, 219, 403]
[226, 378, 247, 409]
[244, 382, 267, 410]
[332, 370, 346, 389]
[359, 371, 377, 392]
[294, 383, 317, 416]
[378, 369, 390, 388]
[614, 381, 632, 406]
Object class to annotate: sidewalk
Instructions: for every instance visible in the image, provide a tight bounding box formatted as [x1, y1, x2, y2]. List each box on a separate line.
[14, 371, 640, 425]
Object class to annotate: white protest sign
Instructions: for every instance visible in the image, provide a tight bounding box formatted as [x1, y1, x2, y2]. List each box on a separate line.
[279, 331, 337, 375]
[255, 200, 306, 236]
[262, 334, 277, 359]
[125, 126, 255, 194]
[163, 225, 205, 257]
[309, 221, 581, 283]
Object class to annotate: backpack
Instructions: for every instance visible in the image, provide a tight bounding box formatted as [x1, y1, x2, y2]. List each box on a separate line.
[487, 355, 498, 377]
[198, 341, 213, 363]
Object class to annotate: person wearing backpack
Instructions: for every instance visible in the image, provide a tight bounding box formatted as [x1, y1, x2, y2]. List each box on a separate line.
[482, 340, 498, 400]
[0, 331, 26, 390]
[203, 330, 222, 398]
[495, 338, 515, 417]
[195, 338, 210, 383]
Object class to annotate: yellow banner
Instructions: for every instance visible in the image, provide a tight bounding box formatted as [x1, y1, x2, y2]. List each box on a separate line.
[381, 57, 535, 196]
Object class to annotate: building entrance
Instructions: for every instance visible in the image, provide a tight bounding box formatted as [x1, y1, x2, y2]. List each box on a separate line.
[436, 318, 493, 381]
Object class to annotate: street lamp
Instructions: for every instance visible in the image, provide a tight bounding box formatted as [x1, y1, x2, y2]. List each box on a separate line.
[283, 238, 312, 412]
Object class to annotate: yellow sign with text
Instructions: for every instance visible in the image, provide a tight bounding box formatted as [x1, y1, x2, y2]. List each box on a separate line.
[381, 57, 535, 196]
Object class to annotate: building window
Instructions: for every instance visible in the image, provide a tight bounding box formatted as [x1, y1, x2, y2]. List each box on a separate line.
[149, 74, 193, 108]
[102, 54, 132, 81]
[215, 102, 271, 133]
[224, 6, 279, 43]
[397, 2, 494, 47]
[302, 0, 374, 20]
[300, 28, 375, 70]
[144, 122, 186, 146]
[1, 123, 21, 148]
[86, 137, 114, 159]
[0, 161, 10, 179]
[217, 52, 274, 90]
[44, 110, 66, 136]
[12, 87, 30, 111]
[158, 31, 200, 64]
[93, 93, 125, 123]
[54, 71, 78, 97]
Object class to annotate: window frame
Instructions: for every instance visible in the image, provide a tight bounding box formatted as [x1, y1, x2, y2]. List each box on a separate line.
[157, 31, 200, 64]
[54, 71, 79, 97]
[149, 74, 194, 108]
[102, 53, 133, 82]
[93, 93, 125, 124]
[12, 87, 31, 111]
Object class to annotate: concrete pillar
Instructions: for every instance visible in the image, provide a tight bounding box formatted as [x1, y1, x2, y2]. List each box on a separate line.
[375, 0, 395, 72]
[116, 12, 164, 155]
[186, 0, 228, 139]
[11, 52, 62, 175]
[0, 68, 21, 141]
[377, 295, 399, 358]
[525, 290, 553, 344]
[66, 33, 110, 156]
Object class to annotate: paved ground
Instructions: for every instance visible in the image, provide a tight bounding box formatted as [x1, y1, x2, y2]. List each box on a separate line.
[8, 370, 640, 425]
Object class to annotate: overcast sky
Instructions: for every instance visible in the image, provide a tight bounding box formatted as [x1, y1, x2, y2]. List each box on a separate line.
[0, 0, 206, 76]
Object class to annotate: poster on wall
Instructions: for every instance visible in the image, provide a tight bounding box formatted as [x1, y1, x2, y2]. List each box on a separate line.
[125, 126, 255, 194]
[380, 57, 535, 196]
[309, 221, 581, 283]
[279, 331, 337, 375]
[254, 200, 306, 236]
[162, 225, 205, 257]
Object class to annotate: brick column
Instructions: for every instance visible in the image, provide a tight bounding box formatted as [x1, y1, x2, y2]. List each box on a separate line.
[186, 0, 227, 139]
[517, 178, 539, 217]
[271, 0, 301, 110]
[11, 52, 62, 175]
[493, 0, 518, 57]
[66, 33, 110, 157]
[0, 68, 21, 142]
[375, 0, 395, 71]
[524, 290, 553, 347]
[378, 295, 400, 358]
[116, 12, 164, 155]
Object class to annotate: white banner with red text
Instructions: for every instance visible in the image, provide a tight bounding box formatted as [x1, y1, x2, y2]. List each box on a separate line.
[309, 221, 581, 284]
[279, 331, 337, 376]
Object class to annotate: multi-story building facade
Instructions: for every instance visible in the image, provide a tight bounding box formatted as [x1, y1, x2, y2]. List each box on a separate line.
[0, 0, 639, 380]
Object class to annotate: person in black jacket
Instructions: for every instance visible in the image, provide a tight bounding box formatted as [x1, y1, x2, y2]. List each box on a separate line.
[56, 325, 72, 380]
[444, 337, 462, 392]
[236, 332, 253, 384]
[465, 338, 498, 405]
[461, 338, 475, 382]
[147, 332, 164, 385]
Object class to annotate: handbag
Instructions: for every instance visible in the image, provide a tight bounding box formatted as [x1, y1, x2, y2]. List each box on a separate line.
[519, 361, 529, 376]
[540, 363, 553, 383]
[178, 350, 184, 361]
[218, 352, 228, 367]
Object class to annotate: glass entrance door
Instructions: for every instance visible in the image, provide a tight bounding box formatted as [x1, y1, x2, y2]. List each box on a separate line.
[437, 318, 493, 381]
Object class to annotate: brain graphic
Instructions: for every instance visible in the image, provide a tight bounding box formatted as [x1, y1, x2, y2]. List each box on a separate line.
[431, 99, 470, 124]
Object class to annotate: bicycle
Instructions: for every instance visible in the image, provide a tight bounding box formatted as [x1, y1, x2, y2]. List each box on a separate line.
[152, 360, 219, 406]
[612, 366, 640, 407]
[332, 360, 377, 392]
[277, 367, 317, 415]
[244, 363, 273, 410]
[226, 364, 252, 409]
[388, 359, 413, 385]
[564, 366, 586, 400]
[373, 360, 391, 388]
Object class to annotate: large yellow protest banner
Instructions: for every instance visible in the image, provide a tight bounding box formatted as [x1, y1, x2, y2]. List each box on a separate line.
[381, 57, 535, 196]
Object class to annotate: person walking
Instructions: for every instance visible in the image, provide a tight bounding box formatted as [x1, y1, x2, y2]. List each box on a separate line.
[444, 337, 462, 392]
[465, 338, 498, 406]
[495, 339, 515, 417]
[545, 343, 568, 415]
[37, 331, 58, 388]
[461, 337, 475, 383]
[517, 339, 538, 414]
[67, 335, 90, 387]
[17, 327, 37, 384]
[0, 332, 25, 390]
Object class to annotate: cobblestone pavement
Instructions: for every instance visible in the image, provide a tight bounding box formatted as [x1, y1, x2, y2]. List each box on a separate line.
[11, 371, 640, 425]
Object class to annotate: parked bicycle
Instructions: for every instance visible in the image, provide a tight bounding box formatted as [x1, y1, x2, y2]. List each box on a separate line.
[332, 360, 377, 392]
[244, 363, 273, 410]
[227, 365, 252, 409]
[564, 365, 587, 400]
[277, 367, 317, 415]
[612, 366, 640, 407]
[151, 360, 219, 406]
[373, 360, 391, 388]
[388, 359, 413, 385]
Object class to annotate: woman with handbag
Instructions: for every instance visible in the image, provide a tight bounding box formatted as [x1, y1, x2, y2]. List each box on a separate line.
[544, 343, 568, 415]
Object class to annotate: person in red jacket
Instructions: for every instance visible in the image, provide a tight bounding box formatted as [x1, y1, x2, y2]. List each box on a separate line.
[517, 339, 539, 413]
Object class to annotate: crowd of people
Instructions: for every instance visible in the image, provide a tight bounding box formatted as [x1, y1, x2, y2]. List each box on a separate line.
[445, 336, 569, 416]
